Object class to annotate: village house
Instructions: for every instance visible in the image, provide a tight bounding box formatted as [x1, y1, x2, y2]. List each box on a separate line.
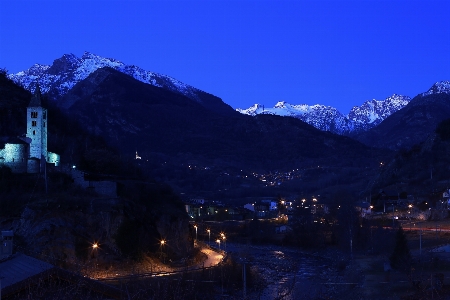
[354, 201, 372, 218]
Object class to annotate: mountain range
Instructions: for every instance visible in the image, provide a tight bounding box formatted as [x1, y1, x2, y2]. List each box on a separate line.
[237, 81, 450, 150]
[5, 52, 450, 198]
[9, 52, 234, 116]
[236, 85, 448, 135]
[9, 52, 450, 139]
[3, 57, 386, 198]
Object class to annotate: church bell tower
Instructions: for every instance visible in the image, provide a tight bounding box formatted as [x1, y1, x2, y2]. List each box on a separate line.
[26, 85, 48, 163]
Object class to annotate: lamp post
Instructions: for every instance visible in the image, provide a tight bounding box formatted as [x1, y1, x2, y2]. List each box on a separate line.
[216, 239, 221, 250]
[207, 229, 211, 245]
[408, 204, 413, 231]
[220, 232, 226, 250]
[194, 225, 198, 241]
[92, 242, 99, 277]
[160, 240, 166, 263]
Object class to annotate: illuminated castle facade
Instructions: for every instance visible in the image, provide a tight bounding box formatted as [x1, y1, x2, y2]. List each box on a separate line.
[0, 86, 60, 173]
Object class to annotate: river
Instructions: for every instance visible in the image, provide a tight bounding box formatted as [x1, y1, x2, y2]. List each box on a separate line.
[226, 243, 357, 300]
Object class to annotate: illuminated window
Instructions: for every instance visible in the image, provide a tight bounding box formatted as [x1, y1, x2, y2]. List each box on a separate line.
[32, 121, 37, 126]
[31, 111, 38, 118]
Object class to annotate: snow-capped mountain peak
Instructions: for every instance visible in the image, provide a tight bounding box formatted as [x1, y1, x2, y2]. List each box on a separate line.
[8, 52, 211, 107]
[347, 94, 411, 126]
[237, 101, 349, 133]
[274, 101, 287, 108]
[421, 80, 450, 96]
[237, 94, 411, 134]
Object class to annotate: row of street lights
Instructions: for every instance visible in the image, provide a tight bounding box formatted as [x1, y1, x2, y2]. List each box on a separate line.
[213, 231, 226, 250]
[193, 224, 226, 250]
[217, 232, 226, 250]
[92, 224, 224, 267]
[95, 239, 169, 262]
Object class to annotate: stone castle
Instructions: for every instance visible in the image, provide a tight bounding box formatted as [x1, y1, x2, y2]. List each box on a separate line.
[0, 86, 60, 173]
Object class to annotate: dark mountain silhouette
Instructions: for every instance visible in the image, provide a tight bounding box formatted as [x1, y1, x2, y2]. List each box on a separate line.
[61, 67, 390, 197]
[0, 70, 30, 136]
[371, 117, 450, 201]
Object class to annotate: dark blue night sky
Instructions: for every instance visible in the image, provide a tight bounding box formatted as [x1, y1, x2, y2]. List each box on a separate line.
[1, 0, 449, 113]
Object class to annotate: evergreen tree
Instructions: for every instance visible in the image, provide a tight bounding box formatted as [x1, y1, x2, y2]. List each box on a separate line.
[390, 226, 411, 271]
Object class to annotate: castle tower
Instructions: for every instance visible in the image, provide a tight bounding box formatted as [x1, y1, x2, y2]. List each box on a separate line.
[26, 86, 48, 163]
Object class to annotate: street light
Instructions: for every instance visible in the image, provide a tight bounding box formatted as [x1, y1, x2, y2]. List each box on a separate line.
[216, 239, 221, 250]
[194, 224, 198, 241]
[160, 240, 166, 263]
[408, 204, 413, 231]
[92, 242, 99, 276]
[92, 242, 99, 258]
[207, 229, 211, 245]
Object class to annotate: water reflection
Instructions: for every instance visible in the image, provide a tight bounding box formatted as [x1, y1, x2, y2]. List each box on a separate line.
[238, 245, 332, 299]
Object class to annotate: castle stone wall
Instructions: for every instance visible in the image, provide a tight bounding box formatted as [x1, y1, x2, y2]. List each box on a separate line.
[47, 152, 60, 166]
[3, 143, 28, 173]
[27, 158, 40, 173]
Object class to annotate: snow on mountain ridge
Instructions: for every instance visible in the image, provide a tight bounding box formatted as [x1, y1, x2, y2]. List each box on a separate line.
[421, 80, 450, 96]
[8, 51, 203, 104]
[237, 93, 411, 134]
[237, 101, 349, 133]
[347, 94, 411, 127]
